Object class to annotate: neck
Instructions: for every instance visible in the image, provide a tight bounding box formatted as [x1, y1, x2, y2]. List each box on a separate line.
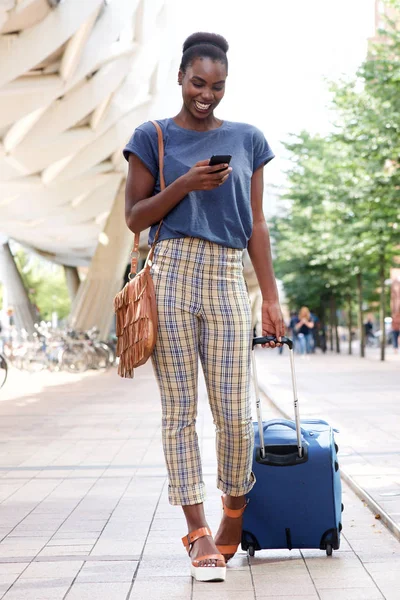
[174, 106, 222, 131]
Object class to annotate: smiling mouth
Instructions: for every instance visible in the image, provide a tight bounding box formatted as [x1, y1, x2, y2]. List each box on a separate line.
[194, 100, 212, 113]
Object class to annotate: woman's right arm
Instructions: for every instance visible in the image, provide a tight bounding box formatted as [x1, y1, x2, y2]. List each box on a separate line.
[125, 155, 232, 233]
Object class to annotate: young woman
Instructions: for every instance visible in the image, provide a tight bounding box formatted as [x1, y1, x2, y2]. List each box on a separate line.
[123, 32, 284, 582]
[295, 306, 315, 355]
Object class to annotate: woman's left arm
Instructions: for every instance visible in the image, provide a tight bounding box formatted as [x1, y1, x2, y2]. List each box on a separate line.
[247, 166, 285, 347]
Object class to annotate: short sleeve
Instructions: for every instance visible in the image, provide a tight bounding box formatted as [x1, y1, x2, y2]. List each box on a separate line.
[252, 127, 275, 172]
[122, 123, 158, 178]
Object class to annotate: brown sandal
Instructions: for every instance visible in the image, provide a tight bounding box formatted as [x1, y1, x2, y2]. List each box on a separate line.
[216, 496, 248, 562]
[182, 526, 226, 582]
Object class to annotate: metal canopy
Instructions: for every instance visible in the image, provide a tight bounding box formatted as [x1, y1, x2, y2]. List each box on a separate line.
[0, 0, 172, 266]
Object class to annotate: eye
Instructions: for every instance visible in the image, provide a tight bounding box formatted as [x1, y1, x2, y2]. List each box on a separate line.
[192, 82, 203, 88]
[213, 86, 224, 92]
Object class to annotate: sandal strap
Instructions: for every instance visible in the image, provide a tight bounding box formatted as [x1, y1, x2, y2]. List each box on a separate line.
[221, 496, 248, 518]
[182, 526, 212, 550]
[192, 553, 225, 566]
[216, 544, 239, 554]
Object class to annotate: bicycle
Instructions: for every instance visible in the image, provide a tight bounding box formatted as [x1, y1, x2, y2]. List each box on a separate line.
[0, 352, 8, 389]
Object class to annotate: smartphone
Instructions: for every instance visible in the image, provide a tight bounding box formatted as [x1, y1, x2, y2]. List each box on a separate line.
[209, 154, 232, 173]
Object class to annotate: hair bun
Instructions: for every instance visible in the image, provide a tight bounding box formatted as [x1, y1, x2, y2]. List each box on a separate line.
[183, 32, 229, 54]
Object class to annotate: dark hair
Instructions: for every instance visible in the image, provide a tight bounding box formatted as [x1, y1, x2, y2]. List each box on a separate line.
[180, 32, 229, 74]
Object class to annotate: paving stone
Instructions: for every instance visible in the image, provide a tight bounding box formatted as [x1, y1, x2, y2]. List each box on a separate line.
[64, 581, 131, 599]
[19, 561, 82, 579]
[1, 363, 399, 600]
[75, 560, 137, 583]
[192, 590, 255, 600]
[130, 577, 192, 599]
[317, 590, 384, 600]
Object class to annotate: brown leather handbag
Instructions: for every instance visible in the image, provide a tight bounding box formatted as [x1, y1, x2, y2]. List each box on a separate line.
[113, 121, 165, 378]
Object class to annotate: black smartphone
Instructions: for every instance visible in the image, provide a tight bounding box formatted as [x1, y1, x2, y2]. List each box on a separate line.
[209, 154, 232, 173]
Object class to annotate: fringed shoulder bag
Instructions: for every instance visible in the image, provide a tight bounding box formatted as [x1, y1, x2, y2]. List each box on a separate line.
[114, 120, 165, 378]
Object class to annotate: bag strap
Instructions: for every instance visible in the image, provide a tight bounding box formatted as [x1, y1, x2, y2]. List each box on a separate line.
[129, 120, 165, 277]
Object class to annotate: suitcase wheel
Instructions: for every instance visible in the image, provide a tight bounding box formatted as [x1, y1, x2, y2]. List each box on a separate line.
[325, 544, 333, 556]
[247, 545, 255, 557]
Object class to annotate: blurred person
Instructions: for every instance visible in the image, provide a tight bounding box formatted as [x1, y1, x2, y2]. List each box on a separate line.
[295, 306, 314, 355]
[392, 313, 400, 354]
[123, 32, 284, 582]
[364, 315, 375, 346]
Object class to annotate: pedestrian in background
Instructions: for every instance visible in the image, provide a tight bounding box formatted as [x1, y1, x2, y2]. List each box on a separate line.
[392, 313, 400, 354]
[295, 306, 314, 355]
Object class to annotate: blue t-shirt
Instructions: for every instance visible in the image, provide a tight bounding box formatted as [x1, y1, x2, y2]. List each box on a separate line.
[123, 118, 274, 249]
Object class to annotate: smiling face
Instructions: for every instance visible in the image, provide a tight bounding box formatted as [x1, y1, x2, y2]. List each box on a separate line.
[178, 57, 227, 121]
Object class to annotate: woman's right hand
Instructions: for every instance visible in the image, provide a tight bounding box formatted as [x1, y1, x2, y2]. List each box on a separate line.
[182, 159, 232, 192]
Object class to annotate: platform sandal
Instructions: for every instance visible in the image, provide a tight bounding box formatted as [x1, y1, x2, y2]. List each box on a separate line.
[182, 526, 226, 582]
[216, 496, 248, 562]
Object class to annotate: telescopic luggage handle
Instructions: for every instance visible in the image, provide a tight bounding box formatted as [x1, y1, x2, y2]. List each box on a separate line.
[251, 336, 303, 459]
[253, 335, 293, 350]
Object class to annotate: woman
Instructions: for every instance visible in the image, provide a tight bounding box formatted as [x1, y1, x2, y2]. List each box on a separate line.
[123, 32, 284, 582]
[295, 306, 314, 355]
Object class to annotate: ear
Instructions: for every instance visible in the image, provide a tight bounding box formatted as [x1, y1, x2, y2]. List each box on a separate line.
[177, 70, 184, 86]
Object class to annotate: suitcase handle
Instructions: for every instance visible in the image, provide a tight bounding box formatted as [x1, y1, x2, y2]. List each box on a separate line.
[253, 335, 293, 350]
[262, 418, 308, 438]
[251, 336, 302, 459]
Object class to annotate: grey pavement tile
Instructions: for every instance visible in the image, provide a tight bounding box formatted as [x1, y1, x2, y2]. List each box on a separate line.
[75, 560, 137, 583]
[0, 563, 29, 575]
[193, 568, 253, 591]
[65, 581, 132, 599]
[192, 590, 255, 600]
[317, 590, 384, 600]
[2, 579, 71, 600]
[311, 573, 379, 589]
[256, 597, 318, 600]
[38, 547, 90, 557]
[130, 577, 192, 600]
[135, 557, 189, 578]
[252, 578, 317, 597]
[19, 561, 83, 579]
[45, 539, 97, 547]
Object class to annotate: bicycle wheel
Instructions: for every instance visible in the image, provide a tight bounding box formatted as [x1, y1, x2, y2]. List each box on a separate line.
[60, 347, 88, 373]
[0, 354, 8, 389]
[93, 345, 110, 369]
[22, 350, 46, 372]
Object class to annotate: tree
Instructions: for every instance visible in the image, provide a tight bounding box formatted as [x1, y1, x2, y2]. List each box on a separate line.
[13, 248, 71, 323]
[273, 1, 400, 360]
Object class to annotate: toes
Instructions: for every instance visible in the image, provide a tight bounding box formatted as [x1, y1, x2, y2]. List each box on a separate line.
[199, 559, 217, 568]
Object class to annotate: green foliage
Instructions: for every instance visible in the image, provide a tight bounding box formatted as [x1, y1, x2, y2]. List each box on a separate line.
[273, 1, 400, 321]
[13, 248, 71, 322]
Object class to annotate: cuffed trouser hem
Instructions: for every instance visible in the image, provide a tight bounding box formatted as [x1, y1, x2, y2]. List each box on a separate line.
[217, 472, 256, 497]
[168, 481, 206, 506]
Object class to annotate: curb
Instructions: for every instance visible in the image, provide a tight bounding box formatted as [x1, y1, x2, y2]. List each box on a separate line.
[258, 382, 400, 543]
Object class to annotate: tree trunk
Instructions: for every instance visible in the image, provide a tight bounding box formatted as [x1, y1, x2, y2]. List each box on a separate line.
[333, 295, 340, 353]
[348, 294, 352, 355]
[379, 252, 386, 362]
[329, 295, 335, 352]
[320, 303, 327, 353]
[357, 272, 365, 358]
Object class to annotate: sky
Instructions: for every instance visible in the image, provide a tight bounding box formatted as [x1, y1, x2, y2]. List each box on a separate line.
[163, 0, 376, 191]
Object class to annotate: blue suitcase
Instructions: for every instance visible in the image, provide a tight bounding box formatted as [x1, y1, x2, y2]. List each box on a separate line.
[241, 336, 343, 557]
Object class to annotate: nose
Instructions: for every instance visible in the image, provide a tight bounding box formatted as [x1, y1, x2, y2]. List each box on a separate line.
[200, 89, 214, 102]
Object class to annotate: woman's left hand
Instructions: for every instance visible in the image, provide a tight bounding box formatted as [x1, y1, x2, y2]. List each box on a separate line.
[261, 301, 286, 348]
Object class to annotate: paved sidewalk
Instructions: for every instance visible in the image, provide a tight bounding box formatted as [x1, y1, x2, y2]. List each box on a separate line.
[0, 363, 398, 599]
[256, 348, 400, 537]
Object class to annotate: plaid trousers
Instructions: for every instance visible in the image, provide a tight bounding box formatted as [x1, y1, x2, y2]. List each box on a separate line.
[151, 237, 255, 505]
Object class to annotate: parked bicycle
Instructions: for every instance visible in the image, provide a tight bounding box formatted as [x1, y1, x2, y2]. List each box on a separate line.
[0, 352, 8, 389]
[8, 323, 115, 374]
